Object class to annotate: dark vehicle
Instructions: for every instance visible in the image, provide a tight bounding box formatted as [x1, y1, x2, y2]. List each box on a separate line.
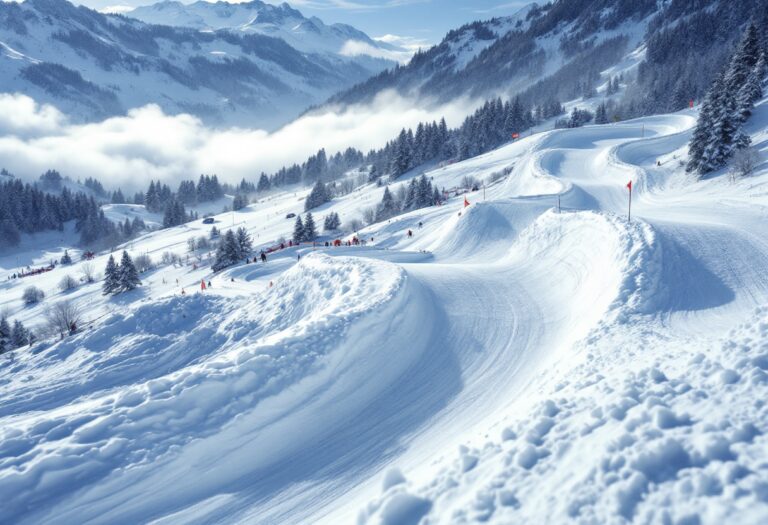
[286, 213, 297, 219]
[202, 217, 215, 224]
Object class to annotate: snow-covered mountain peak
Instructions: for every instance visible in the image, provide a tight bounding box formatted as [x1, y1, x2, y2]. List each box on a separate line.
[0, 0, 396, 127]
[126, 0, 407, 60]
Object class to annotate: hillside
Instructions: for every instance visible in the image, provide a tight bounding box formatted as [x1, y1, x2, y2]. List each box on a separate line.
[1, 84, 767, 524]
[328, 0, 766, 120]
[0, 0, 394, 128]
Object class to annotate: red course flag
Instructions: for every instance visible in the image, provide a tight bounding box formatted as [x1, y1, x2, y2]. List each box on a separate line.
[689, 99, 695, 109]
[627, 180, 632, 191]
[464, 196, 470, 208]
[512, 132, 520, 139]
[201, 279, 206, 291]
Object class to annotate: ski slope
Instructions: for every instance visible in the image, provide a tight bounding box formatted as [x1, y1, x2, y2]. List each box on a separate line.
[1, 100, 768, 524]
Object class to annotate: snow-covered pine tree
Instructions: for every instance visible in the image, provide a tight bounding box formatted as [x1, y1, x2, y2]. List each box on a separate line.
[103, 254, 120, 295]
[212, 230, 240, 271]
[257, 173, 271, 192]
[725, 23, 761, 105]
[0, 316, 10, 354]
[324, 213, 340, 231]
[303, 213, 317, 242]
[595, 103, 608, 124]
[403, 179, 417, 211]
[736, 52, 766, 123]
[293, 215, 305, 244]
[708, 82, 738, 171]
[416, 175, 432, 208]
[235, 227, 252, 258]
[119, 251, 141, 292]
[11, 320, 29, 348]
[305, 181, 330, 211]
[433, 187, 442, 206]
[376, 187, 398, 222]
[392, 129, 412, 178]
[61, 250, 72, 265]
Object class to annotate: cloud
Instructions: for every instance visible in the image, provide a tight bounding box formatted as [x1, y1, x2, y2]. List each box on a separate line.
[0, 92, 478, 192]
[374, 34, 431, 54]
[340, 39, 415, 63]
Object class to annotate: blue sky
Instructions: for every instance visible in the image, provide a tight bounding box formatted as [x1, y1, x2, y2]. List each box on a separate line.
[261, 1, 532, 46]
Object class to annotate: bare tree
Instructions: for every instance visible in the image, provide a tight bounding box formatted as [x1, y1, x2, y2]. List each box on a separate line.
[362, 207, 376, 225]
[22, 286, 45, 305]
[134, 254, 153, 273]
[45, 300, 82, 339]
[346, 218, 364, 233]
[80, 262, 96, 283]
[59, 274, 78, 292]
[730, 146, 761, 182]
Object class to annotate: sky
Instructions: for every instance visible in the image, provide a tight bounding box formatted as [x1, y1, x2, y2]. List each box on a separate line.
[83, 0, 533, 49]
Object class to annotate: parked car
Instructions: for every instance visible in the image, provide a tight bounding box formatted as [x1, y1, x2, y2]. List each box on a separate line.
[202, 217, 215, 224]
[286, 213, 296, 219]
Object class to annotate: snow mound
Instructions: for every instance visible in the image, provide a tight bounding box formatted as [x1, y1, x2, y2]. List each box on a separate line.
[0, 253, 418, 524]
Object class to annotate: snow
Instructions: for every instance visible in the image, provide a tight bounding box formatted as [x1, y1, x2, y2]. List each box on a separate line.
[2, 94, 768, 524]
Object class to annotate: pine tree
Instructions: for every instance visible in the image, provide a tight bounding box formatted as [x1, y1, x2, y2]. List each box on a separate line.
[293, 215, 305, 244]
[709, 85, 738, 170]
[235, 227, 252, 258]
[119, 251, 141, 292]
[305, 181, 331, 211]
[376, 187, 398, 222]
[736, 53, 766, 123]
[103, 254, 120, 295]
[0, 316, 10, 354]
[257, 173, 271, 192]
[324, 212, 341, 231]
[416, 175, 433, 208]
[303, 213, 317, 242]
[403, 179, 417, 211]
[11, 320, 29, 348]
[61, 250, 72, 265]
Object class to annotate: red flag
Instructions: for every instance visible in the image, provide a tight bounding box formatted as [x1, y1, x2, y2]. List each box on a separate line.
[627, 180, 632, 191]
[464, 196, 470, 208]
[201, 279, 206, 291]
[689, 99, 694, 109]
[512, 132, 520, 139]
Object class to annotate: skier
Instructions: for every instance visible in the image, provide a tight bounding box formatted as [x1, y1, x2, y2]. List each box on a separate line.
[208, 281, 212, 288]
[407, 229, 413, 238]
[297, 253, 301, 261]
[418, 221, 423, 228]
[260, 251, 267, 263]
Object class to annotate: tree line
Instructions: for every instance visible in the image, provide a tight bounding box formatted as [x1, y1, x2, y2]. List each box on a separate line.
[687, 21, 767, 177]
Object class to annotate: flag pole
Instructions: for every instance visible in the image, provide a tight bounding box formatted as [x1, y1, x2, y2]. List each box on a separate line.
[627, 180, 632, 222]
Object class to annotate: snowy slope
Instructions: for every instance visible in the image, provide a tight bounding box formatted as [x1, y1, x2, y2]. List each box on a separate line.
[1, 96, 768, 524]
[126, 0, 407, 62]
[0, 0, 393, 127]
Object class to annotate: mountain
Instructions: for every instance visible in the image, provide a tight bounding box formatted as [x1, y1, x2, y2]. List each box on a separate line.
[329, 0, 766, 120]
[0, 0, 396, 128]
[127, 0, 407, 62]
